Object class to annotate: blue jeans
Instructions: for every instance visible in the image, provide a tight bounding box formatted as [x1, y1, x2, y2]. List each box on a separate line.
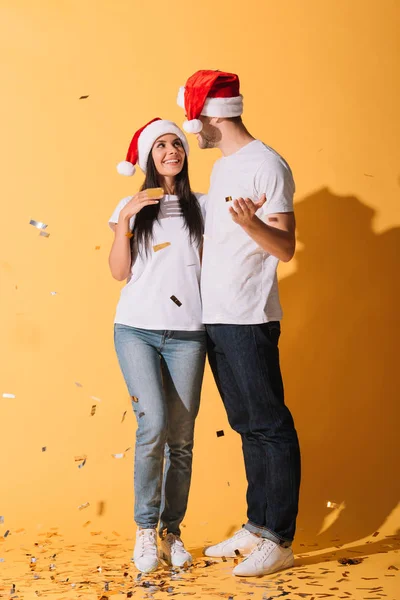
[114, 325, 206, 536]
[206, 322, 301, 546]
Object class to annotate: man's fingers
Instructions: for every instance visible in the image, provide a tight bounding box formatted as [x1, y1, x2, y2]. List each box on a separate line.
[232, 199, 244, 215]
[254, 193, 267, 209]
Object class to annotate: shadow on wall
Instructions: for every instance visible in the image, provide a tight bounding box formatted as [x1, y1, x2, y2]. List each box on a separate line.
[279, 188, 400, 547]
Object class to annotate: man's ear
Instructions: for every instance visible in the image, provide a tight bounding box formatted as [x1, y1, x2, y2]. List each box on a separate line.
[209, 117, 221, 125]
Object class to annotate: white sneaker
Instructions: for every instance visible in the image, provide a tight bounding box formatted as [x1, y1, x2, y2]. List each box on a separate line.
[203, 527, 260, 558]
[160, 533, 192, 567]
[233, 539, 294, 577]
[133, 528, 159, 573]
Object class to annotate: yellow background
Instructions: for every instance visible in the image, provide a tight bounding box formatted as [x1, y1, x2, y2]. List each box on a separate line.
[1, 0, 399, 554]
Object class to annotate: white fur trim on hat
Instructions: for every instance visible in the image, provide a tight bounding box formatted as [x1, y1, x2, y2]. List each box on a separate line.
[137, 120, 189, 172]
[177, 86, 244, 118]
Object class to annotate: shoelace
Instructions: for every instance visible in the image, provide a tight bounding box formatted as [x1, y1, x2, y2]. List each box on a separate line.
[247, 539, 275, 560]
[138, 530, 157, 557]
[166, 534, 185, 555]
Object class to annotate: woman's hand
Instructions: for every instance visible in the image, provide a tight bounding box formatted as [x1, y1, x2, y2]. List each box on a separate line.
[119, 190, 163, 221]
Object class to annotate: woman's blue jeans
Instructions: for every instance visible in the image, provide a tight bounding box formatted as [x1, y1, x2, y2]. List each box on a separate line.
[114, 324, 206, 536]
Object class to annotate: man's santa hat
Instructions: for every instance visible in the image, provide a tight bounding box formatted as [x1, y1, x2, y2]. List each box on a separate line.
[117, 118, 190, 176]
[177, 70, 243, 134]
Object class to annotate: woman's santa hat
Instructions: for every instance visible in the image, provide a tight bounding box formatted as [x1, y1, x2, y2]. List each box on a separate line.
[117, 118, 190, 176]
[177, 70, 243, 134]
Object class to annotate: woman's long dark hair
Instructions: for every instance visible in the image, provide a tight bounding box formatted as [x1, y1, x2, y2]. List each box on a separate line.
[132, 150, 204, 255]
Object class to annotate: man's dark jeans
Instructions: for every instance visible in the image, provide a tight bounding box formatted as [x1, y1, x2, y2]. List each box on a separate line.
[206, 322, 301, 546]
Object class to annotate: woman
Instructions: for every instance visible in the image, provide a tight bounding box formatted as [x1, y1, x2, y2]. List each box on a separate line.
[109, 118, 206, 573]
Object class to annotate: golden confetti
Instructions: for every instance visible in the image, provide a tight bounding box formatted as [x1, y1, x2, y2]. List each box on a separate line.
[132, 396, 138, 403]
[90, 405, 96, 416]
[78, 502, 90, 511]
[153, 242, 171, 252]
[2, 393, 15, 399]
[39, 231, 50, 238]
[170, 295, 182, 307]
[225, 196, 232, 202]
[125, 232, 134, 238]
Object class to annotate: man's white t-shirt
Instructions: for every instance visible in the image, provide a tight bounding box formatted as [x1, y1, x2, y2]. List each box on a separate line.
[201, 140, 295, 325]
[109, 194, 206, 331]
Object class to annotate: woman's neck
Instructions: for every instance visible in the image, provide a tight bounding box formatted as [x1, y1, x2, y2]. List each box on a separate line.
[161, 176, 175, 195]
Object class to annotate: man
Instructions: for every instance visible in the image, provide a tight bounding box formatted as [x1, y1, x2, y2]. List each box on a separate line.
[176, 70, 301, 577]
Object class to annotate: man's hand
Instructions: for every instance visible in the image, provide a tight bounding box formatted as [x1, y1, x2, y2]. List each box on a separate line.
[229, 194, 267, 226]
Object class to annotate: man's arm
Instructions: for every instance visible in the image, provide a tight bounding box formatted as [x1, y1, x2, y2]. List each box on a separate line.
[229, 195, 296, 262]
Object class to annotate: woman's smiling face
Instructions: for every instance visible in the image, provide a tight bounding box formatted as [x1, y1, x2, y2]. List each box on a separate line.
[151, 134, 186, 178]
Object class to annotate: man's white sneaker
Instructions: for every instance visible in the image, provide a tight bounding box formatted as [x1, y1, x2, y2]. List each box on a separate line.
[203, 527, 260, 558]
[160, 533, 192, 567]
[133, 528, 159, 573]
[233, 539, 294, 577]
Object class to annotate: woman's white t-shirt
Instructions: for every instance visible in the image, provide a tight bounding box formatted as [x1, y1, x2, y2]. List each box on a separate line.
[109, 194, 206, 331]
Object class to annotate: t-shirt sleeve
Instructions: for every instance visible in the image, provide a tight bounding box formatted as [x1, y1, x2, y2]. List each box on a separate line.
[254, 158, 295, 216]
[108, 196, 135, 230]
[195, 193, 208, 220]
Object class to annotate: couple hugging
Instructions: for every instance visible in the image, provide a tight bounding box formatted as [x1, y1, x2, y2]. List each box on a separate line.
[108, 69, 301, 577]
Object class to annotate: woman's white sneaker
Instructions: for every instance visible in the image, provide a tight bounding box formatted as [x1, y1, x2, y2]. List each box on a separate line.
[233, 539, 294, 577]
[203, 527, 260, 558]
[133, 528, 159, 573]
[160, 533, 192, 567]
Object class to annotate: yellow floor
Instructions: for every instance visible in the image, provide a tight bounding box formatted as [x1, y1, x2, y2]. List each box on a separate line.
[1, 530, 398, 599]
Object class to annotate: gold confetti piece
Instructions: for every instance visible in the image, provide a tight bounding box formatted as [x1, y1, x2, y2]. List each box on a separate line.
[225, 196, 232, 202]
[111, 531, 120, 536]
[112, 453, 125, 459]
[153, 242, 171, 252]
[372, 531, 380, 537]
[50, 291, 57, 295]
[90, 396, 102, 403]
[216, 430, 224, 437]
[90, 531, 102, 536]
[82, 521, 91, 528]
[121, 410, 127, 422]
[125, 231, 134, 238]
[170, 295, 182, 307]
[145, 187, 164, 198]
[41, 446, 47, 452]
[75, 382, 83, 387]
[30, 219, 47, 230]
[327, 501, 339, 509]
[39, 231, 50, 238]
[132, 396, 138, 403]
[95, 246, 101, 250]
[79, 95, 89, 99]
[0, 517, 3, 524]
[90, 405, 96, 416]
[138, 411, 145, 418]
[2, 393, 15, 399]
[74, 454, 87, 462]
[97, 501, 105, 516]
[78, 502, 90, 511]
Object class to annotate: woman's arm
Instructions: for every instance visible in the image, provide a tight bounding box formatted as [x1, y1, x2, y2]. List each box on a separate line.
[108, 214, 133, 281]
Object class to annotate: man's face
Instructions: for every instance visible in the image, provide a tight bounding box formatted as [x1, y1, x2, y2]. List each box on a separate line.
[195, 116, 221, 149]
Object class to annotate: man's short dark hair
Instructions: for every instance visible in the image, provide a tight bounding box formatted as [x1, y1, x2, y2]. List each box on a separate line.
[227, 116, 243, 125]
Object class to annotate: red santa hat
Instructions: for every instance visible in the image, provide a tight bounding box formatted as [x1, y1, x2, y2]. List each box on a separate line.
[177, 70, 243, 134]
[117, 118, 190, 176]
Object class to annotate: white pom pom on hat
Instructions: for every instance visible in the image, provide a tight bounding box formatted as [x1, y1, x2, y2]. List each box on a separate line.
[116, 118, 190, 176]
[177, 70, 243, 133]
[117, 160, 136, 176]
[183, 119, 203, 134]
